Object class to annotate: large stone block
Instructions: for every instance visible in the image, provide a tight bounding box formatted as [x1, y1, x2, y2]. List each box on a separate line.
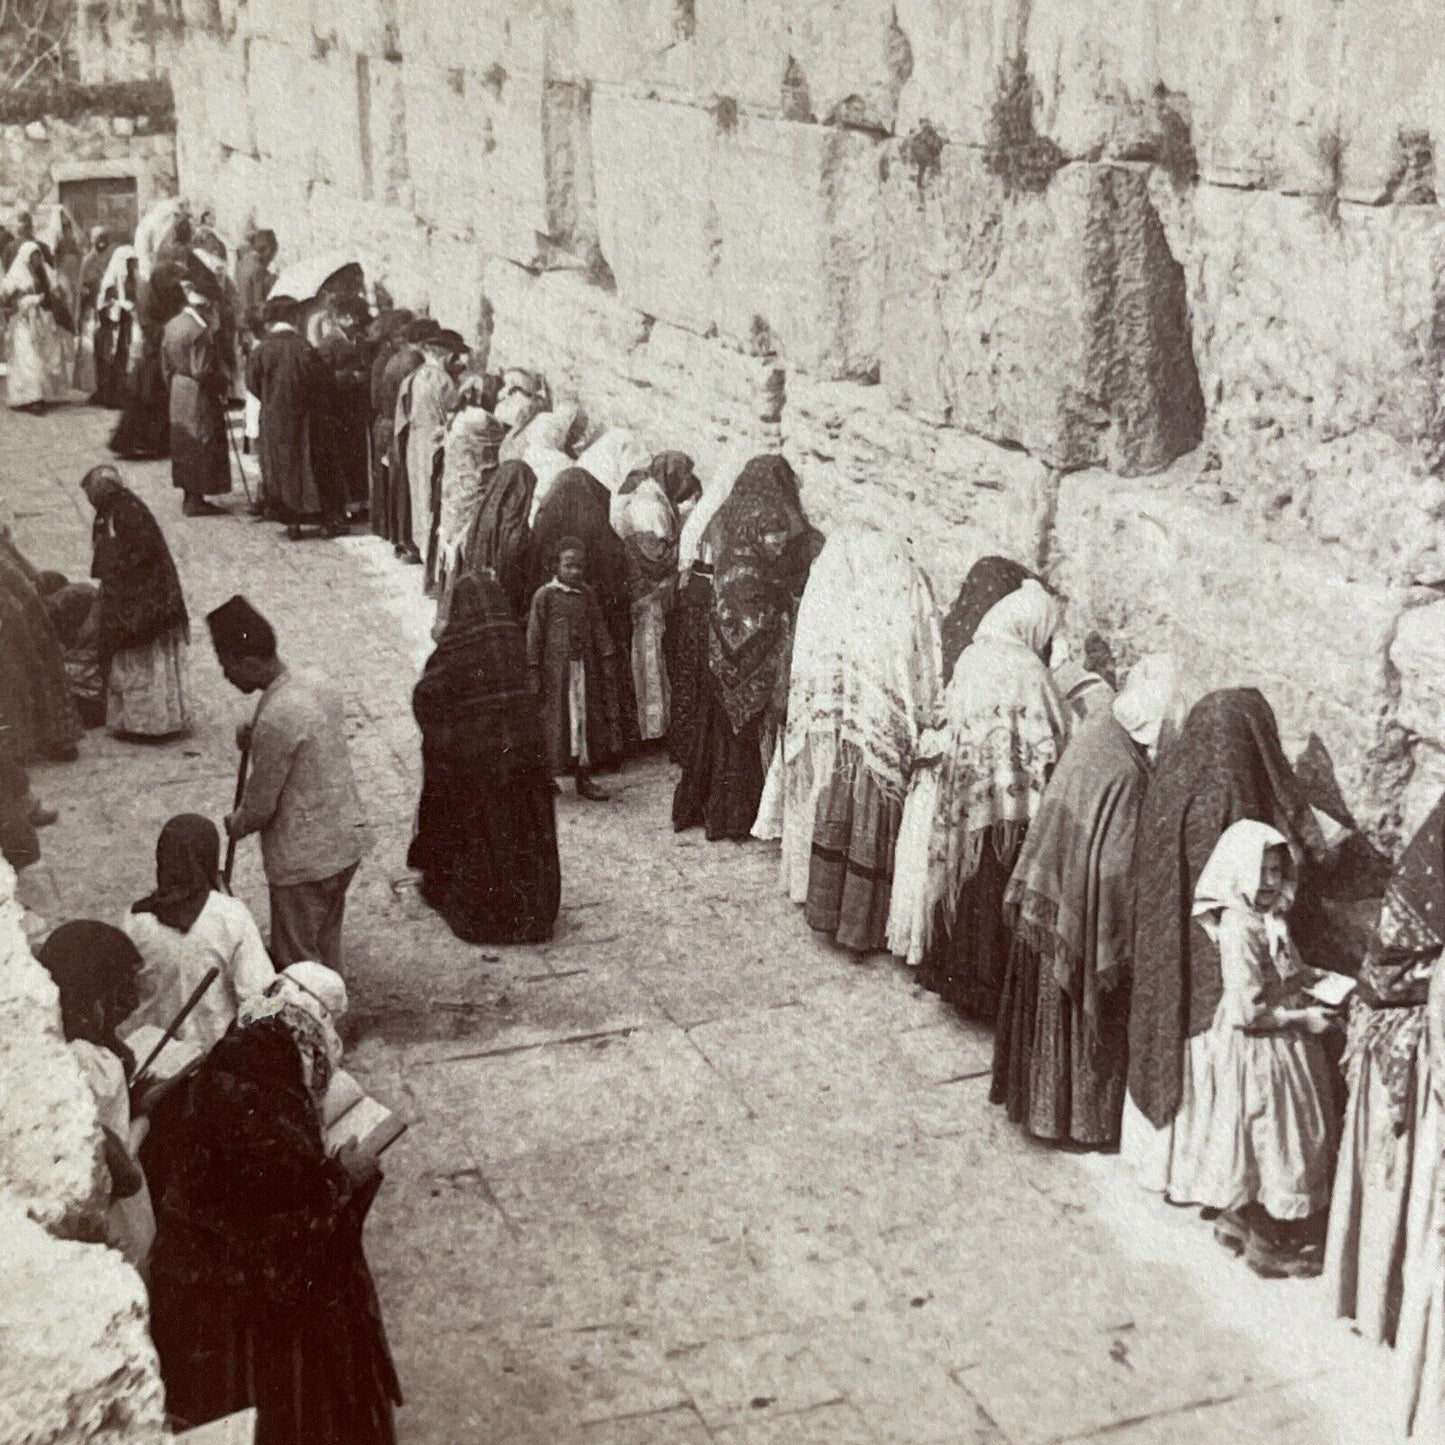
[1183, 184, 1445, 581]
[245, 0, 315, 48]
[249, 38, 317, 170]
[396, 0, 550, 77]
[309, 52, 369, 195]
[311, 0, 397, 59]
[783, 373, 1052, 600]
[1392, 600, 1445, 746]
[0, 1204, 166, 1445]
[1052, 461, 1406, 834]
[306, 185, 426, 304]
[591, 94, 883, 380]
[0, 862, 106, 1238]
[882, 148, 1202, 473]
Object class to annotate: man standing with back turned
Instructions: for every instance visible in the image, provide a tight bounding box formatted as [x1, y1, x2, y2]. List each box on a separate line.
[207, 595, 367, 972]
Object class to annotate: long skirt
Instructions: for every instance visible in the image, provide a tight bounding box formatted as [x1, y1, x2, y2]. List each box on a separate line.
[800, 747, 902, 954]
[408, 747, 561, 945]
[672, 680, 768, 841]
[991, 932, 1129, 1147]
[632, 589, 671, 742]
[0, 556, 83, 761]
[93, 313, 133, 408]
[1326, 1035, 1436, 1346]
[665, 567, 711, 767]
[1165, 1019, 1337, 1220]
[110, 329, 170, 458]
[5, 304, 68, 409]
[917, 825, 1024, 1024]
[106, 625, 190, 738]
[1396, 1107, 1445, 1436]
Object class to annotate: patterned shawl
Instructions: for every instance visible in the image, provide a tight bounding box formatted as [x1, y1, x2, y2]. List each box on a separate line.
[1127, 687, 1327, 1128]
[1004, 710, 1150, 1049]
[940, 556, 1036, 683]
[706, 455, 821, 735]
[1347, 792, 1445, 1130]
[930, 581, 1069, 925]
[438, 403, 506, 582]
[84, 469, 188, 668]
[783, 527, 941, 803]
[413, 572, 548, 771]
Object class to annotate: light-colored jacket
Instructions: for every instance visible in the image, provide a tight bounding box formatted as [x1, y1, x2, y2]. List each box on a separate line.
[233, 668, 367, 887]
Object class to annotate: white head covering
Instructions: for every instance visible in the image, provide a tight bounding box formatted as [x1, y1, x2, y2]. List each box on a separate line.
[972, 579, 1062, 660]
[578, 427, 652, 497]
[0, 240, 43, 299]
[1192, 819, 1293, 925]
[677, 461, 743, 573]
[279, 961, 349, 1020]
[526, 445, 580, 524]
[1112, 653, 1184, 753]
[616, 477, 678, 561]
[237, 960, 348, 1090]
[98, 244, 138, 306]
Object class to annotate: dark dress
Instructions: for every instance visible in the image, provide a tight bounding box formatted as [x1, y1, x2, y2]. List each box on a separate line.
[671, 455, 819, 840]
[148, 1019, 401, 1445]
[369, 342, 417, 541]
[0, 538, 83, 762]
[313, 334, 371, 514]
[409, 574, 561, 944]
[246, 328, 324, 523]
[110, 262, 184, 460]
[161, 309, 230, 497]
[664, 562, 712, 767]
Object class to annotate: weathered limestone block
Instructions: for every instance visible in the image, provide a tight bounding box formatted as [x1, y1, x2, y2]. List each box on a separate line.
[208, 151, 313, 263]
[420, 231, 489, 341]
[249, 38, 317, 169]
[171, 38, 252, 161]
[1392, 600, 1445, 747]
[784, 374, 1051, 600]
[245, 0, 315, 49]
[592, 94, 882, 380]
[0, 860, 107, 1238]
[1184, 184, 1445, 581]
[311, 0, 398, 59]
[309, 52, 369, 195]
[0, 1203, 166, 1445]
[1053, 461, 1405, 834]
[882, 148, 1202, 474]
[396, 0, 550, 77]
[306, 185, 426, 304]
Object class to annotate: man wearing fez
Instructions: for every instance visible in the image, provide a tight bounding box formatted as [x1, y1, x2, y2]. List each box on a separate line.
[207, 595, 367, 972]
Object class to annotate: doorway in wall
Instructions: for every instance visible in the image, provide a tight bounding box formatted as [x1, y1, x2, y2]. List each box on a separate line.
[58, 175, 140, 241]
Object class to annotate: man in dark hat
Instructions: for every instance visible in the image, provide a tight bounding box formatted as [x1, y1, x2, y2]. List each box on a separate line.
[208, 595, 367, 973]
[161, 278, 231, 516]
[245, 296, 335, 536]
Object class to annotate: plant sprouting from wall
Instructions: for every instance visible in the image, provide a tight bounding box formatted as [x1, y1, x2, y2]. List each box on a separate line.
[900, 118, 943, 194]
[1311, 126, 1346, 228]
[2, 0, 73, 88]
[983, 51, 1064, 197]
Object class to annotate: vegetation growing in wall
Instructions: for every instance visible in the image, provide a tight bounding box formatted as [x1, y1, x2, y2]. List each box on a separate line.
[983, 52, 1064, 197]
[2, 0, 72, 88]
[900, 119, 942, 194]
[0, 75, 174, 126]
[712, 95, 738, 135]
[1388, 129, 1437, 206]
[1311, 127, 1346, 227]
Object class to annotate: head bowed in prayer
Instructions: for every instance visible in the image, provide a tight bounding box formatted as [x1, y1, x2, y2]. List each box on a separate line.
[237, 960, 348, 1095]
[80, 463, 127, 510]
[207, 595, 279, 692]
[37, 921, 143, 1068]
[262, 295, 300, 327]
[1113, 653, 1186, 756]
[132, 813, 222, 934]
[401, 316, 442, 345]
[973, 578, 1061, 661]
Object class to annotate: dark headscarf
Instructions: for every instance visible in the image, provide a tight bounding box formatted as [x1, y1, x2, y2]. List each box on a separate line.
[1127, 688, 1327, 1127]
[82, 466, 188, 670]
[460, 460, 537, 620]
[706, 455, 820, 735]
[529, 467, 631, 646]
[413, 573, 548, 770]
[941, 556, 1036, 683]
[1350, 793, 1445, 1130]
[132, 813, 221, 935]
[619, 451, 702, 510]
[37, 920, 142, 1073]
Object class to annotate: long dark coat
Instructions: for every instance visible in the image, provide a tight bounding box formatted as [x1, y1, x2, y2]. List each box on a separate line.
[161, 309, 230, 496]
[246, 328, 321, 520]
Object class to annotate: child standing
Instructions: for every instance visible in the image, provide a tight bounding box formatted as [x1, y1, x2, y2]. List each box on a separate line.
[1169, 819, 1340, 1277]
[527, 538, 615, 801]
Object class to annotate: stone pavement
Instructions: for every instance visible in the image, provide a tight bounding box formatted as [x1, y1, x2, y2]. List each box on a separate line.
[4, 403, 1405, 1444]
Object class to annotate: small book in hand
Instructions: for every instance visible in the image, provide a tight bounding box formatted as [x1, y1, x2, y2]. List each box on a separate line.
[1306, 973, 1357, 1008]
[321, 1069, 407, 1157]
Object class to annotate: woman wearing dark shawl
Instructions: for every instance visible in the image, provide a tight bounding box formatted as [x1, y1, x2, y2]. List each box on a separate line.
[82, 465, 190, 738]
[409, 573, 561, 944]
[619, 450, 703, 511]
[991, 655, 1178, 1147]
[450, 458, 538, 624]
[1122, 687, 1328, 1192]
[527, 467, 632, 766]
[148, 1016, 402, 1444]
[0, 530, 82, 761]
[109, 254, 186, 460]
[672, 455, 821, 840]
[940, 555, 1037, 684]
[1326, 793, 1445, 1346]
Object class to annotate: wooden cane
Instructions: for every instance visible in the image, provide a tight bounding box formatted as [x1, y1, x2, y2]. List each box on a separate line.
[222, 741, 250, 892]
[131, 967, 221, 1090]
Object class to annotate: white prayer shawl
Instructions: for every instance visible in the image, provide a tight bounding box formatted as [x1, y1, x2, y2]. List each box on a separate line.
[579, 426, 651, 497]
[3, 241, 67, 409]
[1, 239, 46, 300]
[133, 198, 185, 282]
[677, 464, 741, 573]
[911, 580, 1069, 942]
[616, 478, 676, 559]
[526, 444, 579, 524]
[438, 404, 499, 579]
[98, 244, 138, 315]
[1113, 652, 1187, 757]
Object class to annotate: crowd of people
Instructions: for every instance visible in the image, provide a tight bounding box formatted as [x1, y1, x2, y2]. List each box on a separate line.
[4, 194, 1445, 1440]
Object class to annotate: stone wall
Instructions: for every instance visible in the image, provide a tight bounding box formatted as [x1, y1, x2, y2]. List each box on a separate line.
[0, 858, 168, 1444]
[161, 0, 1445, 848]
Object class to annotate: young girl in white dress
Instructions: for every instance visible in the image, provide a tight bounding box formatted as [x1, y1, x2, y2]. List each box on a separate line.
[1169, 819, 1341, 1277]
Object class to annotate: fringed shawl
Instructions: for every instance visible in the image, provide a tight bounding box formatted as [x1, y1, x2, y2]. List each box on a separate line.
[706, 455, 820, 735]
[783, 527, 941, 804]
[88, 479, 188, 668]
[929, 581, 1068, 928]
[438, 404, 506, 582]
[1127, 687, 1326, 1128]
[1004, 712, 1149, 1049]
[1348, 792, 1445, 1131]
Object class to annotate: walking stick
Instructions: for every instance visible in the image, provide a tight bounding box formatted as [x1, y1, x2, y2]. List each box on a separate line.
[130, 967, 220, 1091]
[222, 740, 250, 892]
[227, 410, 253, 505]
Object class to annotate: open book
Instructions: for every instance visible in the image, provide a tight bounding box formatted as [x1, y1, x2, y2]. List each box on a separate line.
[177, 1409, 257, 1443]
[321, 1069, 406, 1157]
[1306, 972, 1357, 1008]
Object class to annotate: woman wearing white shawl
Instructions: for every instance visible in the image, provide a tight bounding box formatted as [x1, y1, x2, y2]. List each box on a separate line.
[94, 244, 139, 410]
[990, 653, 1179, 1147]
[776, 529, 941, 953]
[909, 580, 1069, 1022]
[435, 378, 505, 612]
[617, 478, 680, 741]
[2, 240, 69, 410]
